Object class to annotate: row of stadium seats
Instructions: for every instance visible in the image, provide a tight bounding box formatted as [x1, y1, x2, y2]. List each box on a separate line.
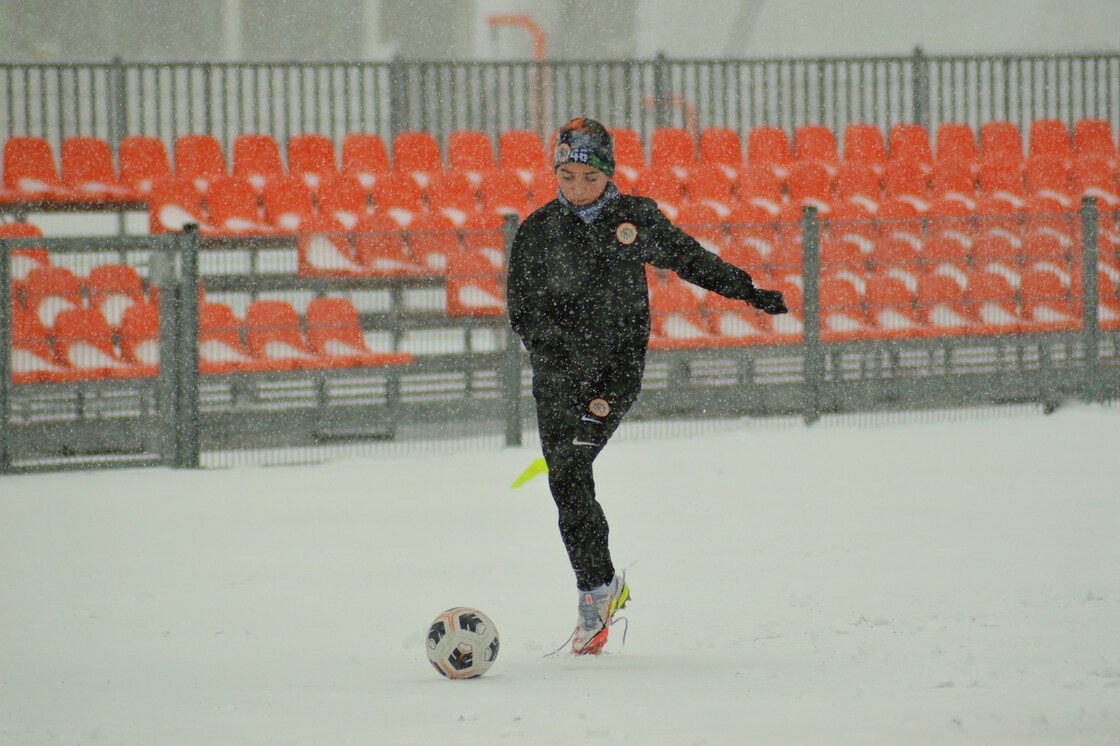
[10, 293, 413, 384]
[3, 119, 1117, 212]
[647, 255, 1120, 348]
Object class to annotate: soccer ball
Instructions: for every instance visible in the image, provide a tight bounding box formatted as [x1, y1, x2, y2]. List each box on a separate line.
[425, 607, 500, 679]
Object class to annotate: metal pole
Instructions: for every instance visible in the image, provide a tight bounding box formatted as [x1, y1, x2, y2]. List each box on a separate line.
[176, 224, 202, 468]
[801, 205, 823, 425]
[0, 239, 12, 473]
[501, 213, 523, 447]
[152, 238, 180, 466]
[912, 46, 929, 130]
[1079, 197, 1100, 401]
[653, 53, 671, 129]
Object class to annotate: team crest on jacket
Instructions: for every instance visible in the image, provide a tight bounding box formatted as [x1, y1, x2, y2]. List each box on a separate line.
[589, 398, 611, 417]
[616, 222, 637, 245]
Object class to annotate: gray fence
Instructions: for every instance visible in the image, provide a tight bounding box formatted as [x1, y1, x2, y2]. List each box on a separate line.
[4, 203, 1117, 474]
[3, 51, 1119, 154]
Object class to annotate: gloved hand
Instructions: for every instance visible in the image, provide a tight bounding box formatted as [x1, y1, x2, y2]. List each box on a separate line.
[747, 287, 788, 315]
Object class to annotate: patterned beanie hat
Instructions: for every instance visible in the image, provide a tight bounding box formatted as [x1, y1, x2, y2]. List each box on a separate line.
[554, 117, 615, 178]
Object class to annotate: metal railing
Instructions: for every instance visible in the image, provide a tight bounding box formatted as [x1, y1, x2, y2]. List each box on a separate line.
[3, 51, 1118, 154]
[3, 203, 1117, 474]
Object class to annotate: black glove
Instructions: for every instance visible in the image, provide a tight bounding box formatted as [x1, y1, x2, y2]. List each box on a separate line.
[747, 287, 788, 315]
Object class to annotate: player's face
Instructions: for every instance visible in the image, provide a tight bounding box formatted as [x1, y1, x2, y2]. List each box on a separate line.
[556, 163, 610, 206]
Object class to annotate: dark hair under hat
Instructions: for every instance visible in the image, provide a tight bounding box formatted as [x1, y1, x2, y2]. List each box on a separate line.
[554, 117, 615, 178]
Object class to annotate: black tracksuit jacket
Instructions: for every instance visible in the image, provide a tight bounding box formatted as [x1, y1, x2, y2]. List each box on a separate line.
[506, 191, 759, 591]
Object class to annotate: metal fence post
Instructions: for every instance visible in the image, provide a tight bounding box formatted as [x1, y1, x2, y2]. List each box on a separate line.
[152, 239, 180, 465]
[801, 205, 823, 424]
[389, 55, 409, 140]
[911, 46, 929, 130]
[501, 214, 523, 447]
[1079, 196, 1101, 401]
[653, 53, 672, 129]
[176, 224, 202, 468]
[109, 57, 127, 154]
[0, 239, 12, 473]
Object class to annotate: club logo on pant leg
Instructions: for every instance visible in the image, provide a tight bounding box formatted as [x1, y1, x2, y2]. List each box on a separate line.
[616, 222, 637, 245]
[589, 398, 611, 417]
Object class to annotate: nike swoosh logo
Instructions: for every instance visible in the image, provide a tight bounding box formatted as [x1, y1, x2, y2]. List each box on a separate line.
[572, 439, 598, 447]
[581, 415, 603, 424]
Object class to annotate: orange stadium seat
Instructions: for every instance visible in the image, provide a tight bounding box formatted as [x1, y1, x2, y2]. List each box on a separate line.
[499, 130, 549, 187]
[461, 208, 506, 260]
[407, 210, 461, 274]
[447, 130, 496, 186]
[446, 249, 505, 317]
[1, 222, 49, 294]
[733, 164, 783, 216]
[968, 269, 1022, 334]
[23, 265, 83, 328]
[786, 161, 835, 212]
[650, 127, 696, 181]
[916, 272, 973, 335]
[426, 170, 478, 226]
[86, 263, 146, 332]
[205, 175, 275, 235]
[528, 169, 559, 210]
[864, 273, 921, 339]
[935, 123, 980, 173]
[53, 306, 153, 379]
[371, 171, 425, 218]
[685, 163, 734, 214]
[1028, 119, 1072, 165]
[1073, 119, 1118, 168]
[479, 170, 530, 218]
[883, 159, 931, 211]
[1071, 154, 1119, 207]
[820, 274, 869, 341]
[980, 121, 1024, 164]
[287, 133, 339, 193]
[147, 176, 209, 234]
[675, 202, 727, 254]
[392, 131, 443, 189]
[793, 125, 840, 176]
[746, 126, 793, 182]
[1020, 269, 1078, 331]
[118, 302, 161, 368]
[118, 135, 173, 198]
[648, 276, 709, 348]
[198, 301, 271, 374]
[699, 127, 744, 181]
[635, 168, 685, 215]
[232, 134, 284, 193]
[888, 123, 934, 173]
[317, 173, 370, 230]
[353, 212, 429, 277]
[61, 136, 138, 203]
[341, 133, 391, 191]
[1024, 155, 1073, 209]
[261, 174, 316, 232]
[609, 128, 647, 184]
[836, 160, 881, 212]
[10, 304, 69, 383]
[2, 137, 77, 203]
[305, 297, 412, 367]
[931, 158, 978, 207]
[174, 134, 228, 195]
[244, 299, 331, 370]
[842, 124, 887, 175]
[703, 290, 775, 343]
[295, 216, 366, 278]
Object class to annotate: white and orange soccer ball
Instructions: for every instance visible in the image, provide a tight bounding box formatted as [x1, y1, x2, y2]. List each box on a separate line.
[425, 607, 500, 679]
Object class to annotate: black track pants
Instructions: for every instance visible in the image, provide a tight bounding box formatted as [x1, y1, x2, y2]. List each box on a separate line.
[532, 370, 636, 591]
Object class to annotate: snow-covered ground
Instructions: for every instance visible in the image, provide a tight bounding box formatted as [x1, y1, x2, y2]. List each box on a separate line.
[2, 404, 1118, 745]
